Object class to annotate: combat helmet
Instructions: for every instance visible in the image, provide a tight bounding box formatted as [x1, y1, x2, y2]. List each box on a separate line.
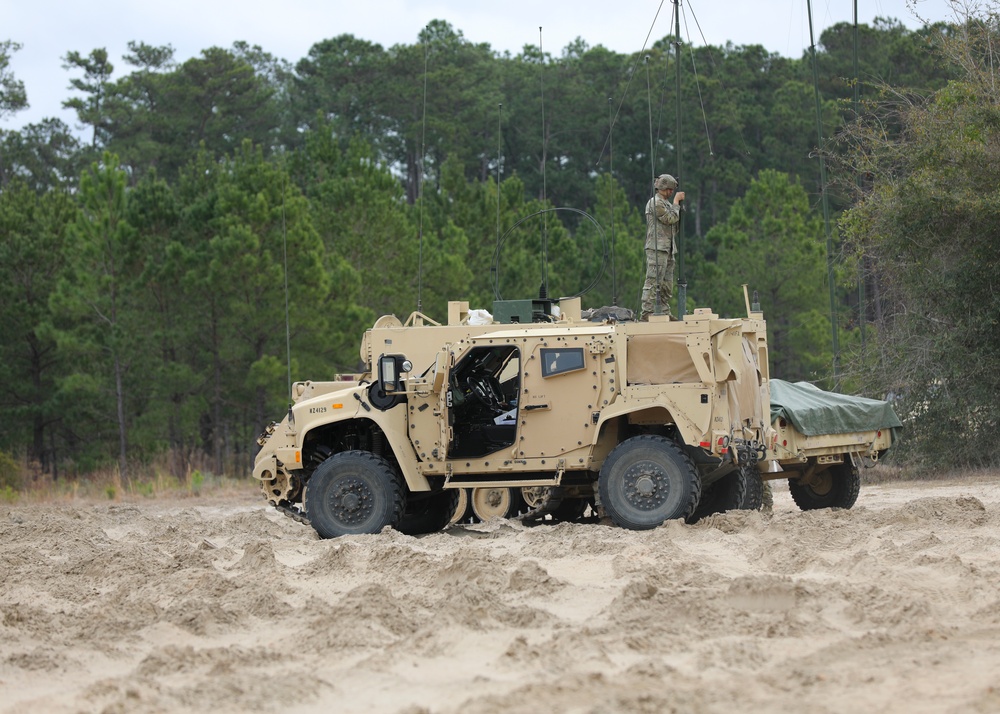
[654, 174, 678, 190]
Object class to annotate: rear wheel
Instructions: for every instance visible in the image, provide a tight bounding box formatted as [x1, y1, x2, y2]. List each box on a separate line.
[689, 467, 747, 522]
[741, 466, 764, 511]
[305, 451, 405, 538]
[598, 435, 701, 530]
[470, 487, 523, 521]
[788, 460, 860, 511]
[398, 488, 460, 535]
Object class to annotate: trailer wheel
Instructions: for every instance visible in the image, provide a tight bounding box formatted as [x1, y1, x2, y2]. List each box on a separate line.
[305, 451, 405, 538]
[598, 435, 701, 530]
[398, 488, 460, 535]
[788, 460, 860, 511]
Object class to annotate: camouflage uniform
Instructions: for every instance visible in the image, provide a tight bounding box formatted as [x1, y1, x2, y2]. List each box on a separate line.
[640, 192, 680, 320]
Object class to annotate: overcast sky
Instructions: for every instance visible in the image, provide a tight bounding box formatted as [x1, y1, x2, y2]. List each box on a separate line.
[4, 0, 956, 132]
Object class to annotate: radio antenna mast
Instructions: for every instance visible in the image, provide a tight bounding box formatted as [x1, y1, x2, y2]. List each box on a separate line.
[281, 174, 292, 405]
[538, 27, 550, 299]
[416, 35, 430, 317]
[807, 0, 841, 381]
[673, 0, 687, 317]
[608, 96, 618, 306]
[493, 103, 503, 299]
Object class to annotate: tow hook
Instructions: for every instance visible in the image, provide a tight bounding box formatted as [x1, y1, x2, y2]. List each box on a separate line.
[734, 439, 767, 467]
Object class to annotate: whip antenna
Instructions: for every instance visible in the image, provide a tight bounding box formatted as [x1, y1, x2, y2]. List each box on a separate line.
[643, 54, 662, 316]
[645, 56, 656, 188]
[281, 175, 292, 405]
[596, 0, 667, 166]
[416, 35, 430, 315]
[673, 0, 687, 315]
[493, 102, 503, 299]
[539, 27, 549, 297]
[806, 0, 840, 380]
[608, 96, 618, 306]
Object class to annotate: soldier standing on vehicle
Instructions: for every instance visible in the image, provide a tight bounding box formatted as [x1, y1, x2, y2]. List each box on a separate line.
[640, 174, 685, 320]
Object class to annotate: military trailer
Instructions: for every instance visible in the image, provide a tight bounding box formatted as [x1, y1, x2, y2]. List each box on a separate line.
[764, 379, 900, 511]
[253, 293, 774, 537]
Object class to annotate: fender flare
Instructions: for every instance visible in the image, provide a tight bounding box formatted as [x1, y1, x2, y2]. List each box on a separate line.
[300, 408, 431, 493]
[593, 396, 703, 448]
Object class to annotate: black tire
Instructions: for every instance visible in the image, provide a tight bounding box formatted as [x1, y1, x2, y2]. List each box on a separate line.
[741, 465, 764, 511]
[398, 488, 460, 535]
[305, 451, 405, 538]
[551, 497, 590, 522]
[688, 467, 747, 522]
[788, 460, 861, 511]
[598, 435, 701, 530]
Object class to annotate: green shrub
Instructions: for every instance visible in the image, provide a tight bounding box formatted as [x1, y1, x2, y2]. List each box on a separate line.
[0, 451, 22, 492]
[189, 469, 205, 495]
[133, 481, 155, 497]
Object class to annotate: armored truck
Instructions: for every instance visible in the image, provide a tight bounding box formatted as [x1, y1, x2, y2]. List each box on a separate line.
[253, 293, 778, 537]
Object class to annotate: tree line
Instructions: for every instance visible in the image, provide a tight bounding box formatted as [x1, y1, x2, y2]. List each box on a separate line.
[0, 14, 978, 482]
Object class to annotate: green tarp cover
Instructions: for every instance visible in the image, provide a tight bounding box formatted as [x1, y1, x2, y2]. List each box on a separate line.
[770, 379, 903, 437]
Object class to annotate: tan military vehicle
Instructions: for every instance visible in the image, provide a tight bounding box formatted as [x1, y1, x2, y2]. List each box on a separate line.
[253, 291, 777, 537]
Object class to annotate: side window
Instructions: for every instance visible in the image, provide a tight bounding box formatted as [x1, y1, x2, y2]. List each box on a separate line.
[540, 348, 586, 378]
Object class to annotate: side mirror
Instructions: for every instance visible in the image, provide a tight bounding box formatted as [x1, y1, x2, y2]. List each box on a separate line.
[378, 354, 412, 394]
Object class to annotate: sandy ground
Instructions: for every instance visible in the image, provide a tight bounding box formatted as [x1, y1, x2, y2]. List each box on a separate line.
[3, 476, 1000, 714]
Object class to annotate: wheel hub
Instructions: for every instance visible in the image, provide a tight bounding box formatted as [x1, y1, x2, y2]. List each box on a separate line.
[623, 461, 669, 510]
[802, 471, 834, 496]
[330, 477, 374, 525]
[635, 475, 655, 496]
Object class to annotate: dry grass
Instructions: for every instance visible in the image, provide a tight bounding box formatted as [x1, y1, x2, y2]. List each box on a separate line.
[1, 450, 257, 505]
[3, 450, 993, 505]
[12, 472, 255, 504]
[861, 461, 1000, 484]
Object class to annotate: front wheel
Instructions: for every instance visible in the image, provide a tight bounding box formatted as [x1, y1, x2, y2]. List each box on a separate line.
[788, 460, 860, 511]
[598, 435, 701, 530]
[305, 451, 406, 538]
